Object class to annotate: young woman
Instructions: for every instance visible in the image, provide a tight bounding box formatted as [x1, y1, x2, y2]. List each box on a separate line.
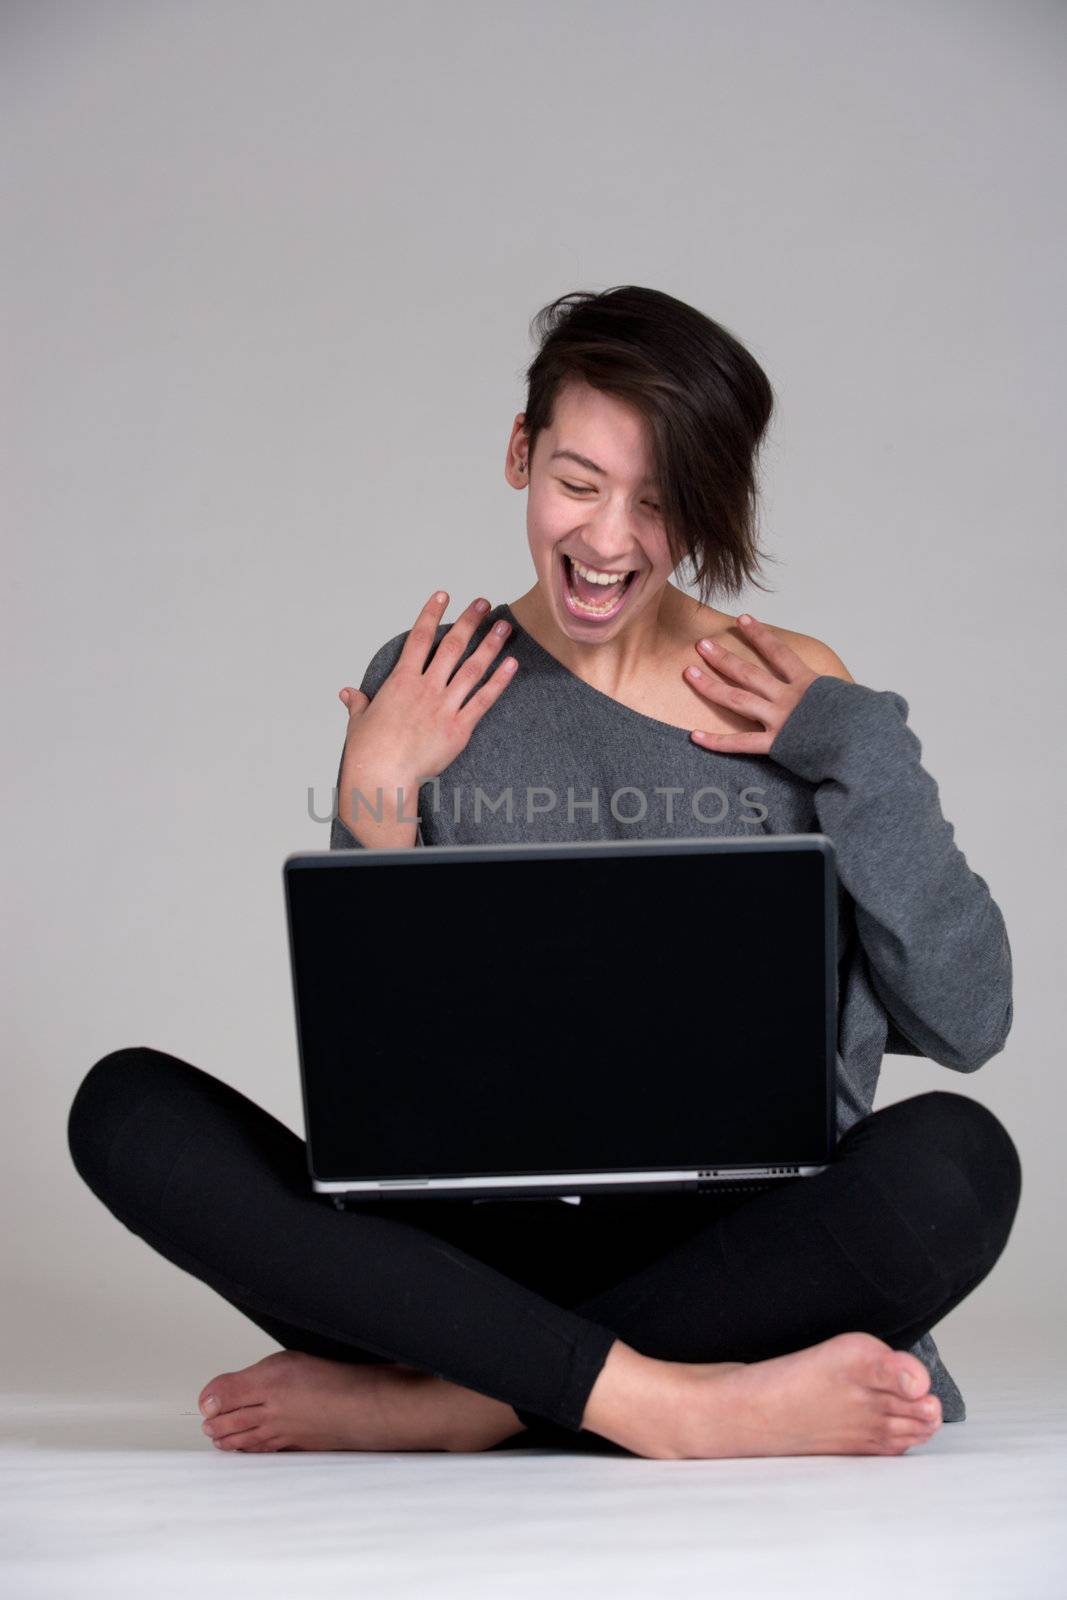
[68, 286, 1021, 1461]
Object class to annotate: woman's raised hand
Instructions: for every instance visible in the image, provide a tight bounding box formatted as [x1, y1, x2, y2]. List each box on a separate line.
[337, 591, 517, 810]
[685, 614, 820, 754]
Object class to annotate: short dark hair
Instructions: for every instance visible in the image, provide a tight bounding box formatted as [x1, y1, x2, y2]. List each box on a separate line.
[520, 285, 779, 606]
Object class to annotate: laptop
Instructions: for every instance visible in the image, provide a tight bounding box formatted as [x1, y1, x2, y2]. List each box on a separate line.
[282, 835, 838, 1208]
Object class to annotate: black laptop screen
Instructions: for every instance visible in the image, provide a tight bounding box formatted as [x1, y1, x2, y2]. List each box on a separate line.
[284, 841, 837, 1182]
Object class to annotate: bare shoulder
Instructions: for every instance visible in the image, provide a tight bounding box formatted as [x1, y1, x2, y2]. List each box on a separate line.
[765, 624, 855, 683]
[668, 591, 855, 683]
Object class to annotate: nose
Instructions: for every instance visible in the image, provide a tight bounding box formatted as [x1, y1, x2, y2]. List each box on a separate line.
[577, 504, 642, 568]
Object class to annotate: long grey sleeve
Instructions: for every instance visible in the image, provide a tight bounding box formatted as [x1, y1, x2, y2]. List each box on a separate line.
[768, 674, 1013, 1073]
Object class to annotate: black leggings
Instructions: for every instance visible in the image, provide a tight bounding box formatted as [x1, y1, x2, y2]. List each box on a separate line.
[67, 1047, 1021, 1449]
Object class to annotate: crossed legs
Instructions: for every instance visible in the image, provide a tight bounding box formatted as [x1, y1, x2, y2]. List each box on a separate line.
[67, 1047, 1021, 1458]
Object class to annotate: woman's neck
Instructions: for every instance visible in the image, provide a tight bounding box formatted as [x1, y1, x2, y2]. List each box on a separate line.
[506, 580, 711, 700]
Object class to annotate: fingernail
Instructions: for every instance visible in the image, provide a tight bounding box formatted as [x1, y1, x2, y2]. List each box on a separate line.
[474, 598, 490, 613]
[201, 1395, 220, 1416]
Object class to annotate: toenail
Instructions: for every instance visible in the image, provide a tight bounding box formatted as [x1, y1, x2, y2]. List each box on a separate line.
[900, 1371, 919, 1396]
[201, 1420, 214, 1436]
[201, 1395, 220, 1416]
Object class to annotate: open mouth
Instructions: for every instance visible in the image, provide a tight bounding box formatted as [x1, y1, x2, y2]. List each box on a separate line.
[559, 552, 638, 620]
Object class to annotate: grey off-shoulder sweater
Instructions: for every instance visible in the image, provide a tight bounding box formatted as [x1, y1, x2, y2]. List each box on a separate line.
[328, 602, 1015, 1423]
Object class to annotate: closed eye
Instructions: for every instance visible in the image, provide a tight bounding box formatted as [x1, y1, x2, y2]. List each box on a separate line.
[560, 480, 661, 513]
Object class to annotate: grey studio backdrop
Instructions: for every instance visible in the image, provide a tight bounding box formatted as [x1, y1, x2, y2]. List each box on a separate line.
[4, 0, 1064, 1402]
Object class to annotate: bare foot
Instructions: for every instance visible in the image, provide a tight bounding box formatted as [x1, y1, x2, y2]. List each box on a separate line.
[585, 1332, 944, 1460]
[197, 1350, 528, 1454]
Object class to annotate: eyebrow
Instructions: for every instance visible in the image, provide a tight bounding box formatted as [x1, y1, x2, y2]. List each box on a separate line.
[549, 448, 659, 488]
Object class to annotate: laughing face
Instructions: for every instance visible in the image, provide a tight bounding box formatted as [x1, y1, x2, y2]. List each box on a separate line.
[505, 378, 681, 653]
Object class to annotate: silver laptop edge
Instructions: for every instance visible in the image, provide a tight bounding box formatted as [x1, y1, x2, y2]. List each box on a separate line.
[313, 1164, 829, 1198]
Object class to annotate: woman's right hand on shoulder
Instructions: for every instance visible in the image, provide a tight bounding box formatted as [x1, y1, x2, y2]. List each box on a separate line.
[337, 591, 517, 788]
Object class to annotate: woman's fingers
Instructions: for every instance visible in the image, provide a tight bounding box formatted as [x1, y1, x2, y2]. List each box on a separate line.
[735, 614, 814, 683]
[397, 590, 454, 672]
[423, 594, 500, 683]
[686, 664, 771, 726]
[455, 649, 519, 727]
[393, 589, 499, 684]
[337, 589, 520, 796]
[443, 614, 516, 702]
[695, 637, 789, 699]
[393, 589, 516, 711]
[690, 726, 773, 755]
[686, 621, 823, 756]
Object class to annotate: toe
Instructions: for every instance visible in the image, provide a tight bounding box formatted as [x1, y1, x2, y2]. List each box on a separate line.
[897, 1359, 931, 1399]
[903, 1393, 941, 1426]
[203, 1404, 267, 1441]
[198, 1372, 233, 1416]
[883, 1415, 936, 1449]
[883, 1420, 927, 1459]
[198, 1370, 261, 1419]
[885, 1404, 941, 1433]
[875, 1353, 929, 1400]
[213, 1427, 277, 1453]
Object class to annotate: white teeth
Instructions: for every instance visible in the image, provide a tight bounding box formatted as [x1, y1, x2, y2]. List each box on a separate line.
[568, 556, 632, 586]
[564, 556, 633, 614]
[570, 590, 625, 613]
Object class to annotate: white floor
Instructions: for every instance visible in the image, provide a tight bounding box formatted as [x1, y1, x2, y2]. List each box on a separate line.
[3, 1335, 1064, 1600]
